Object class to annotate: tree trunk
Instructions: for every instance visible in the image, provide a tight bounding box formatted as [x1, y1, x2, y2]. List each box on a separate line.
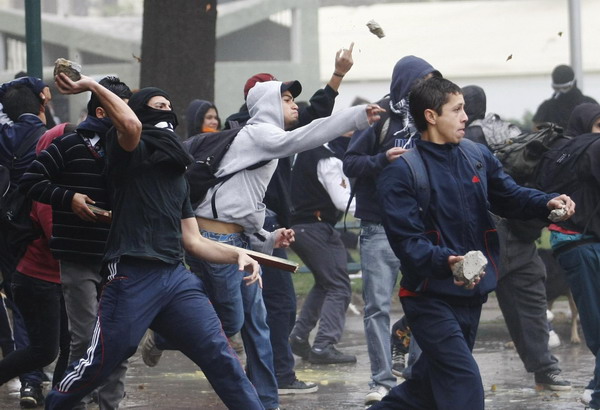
[140, 0, 217, 138]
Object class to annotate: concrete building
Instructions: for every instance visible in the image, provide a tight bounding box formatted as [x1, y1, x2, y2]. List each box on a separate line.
[0, 0, 599, 126]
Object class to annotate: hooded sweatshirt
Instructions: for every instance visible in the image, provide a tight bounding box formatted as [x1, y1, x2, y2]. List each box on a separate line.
[343, 56, 438, 223]
[566, 102, 600, 137]
[533, 84, 597, 129]
[186, 99, 220, 138]
[193, 81, 370, 253]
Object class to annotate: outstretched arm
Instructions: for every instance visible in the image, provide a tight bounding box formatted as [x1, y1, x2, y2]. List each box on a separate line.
[54, 73, 141, 151]
[181, 217, 262, 287]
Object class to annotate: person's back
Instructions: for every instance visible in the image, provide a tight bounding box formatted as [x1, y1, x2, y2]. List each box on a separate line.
[288, 143, 356, 364]
[545, 102, 600, 409]
[532, 64, 597, 130]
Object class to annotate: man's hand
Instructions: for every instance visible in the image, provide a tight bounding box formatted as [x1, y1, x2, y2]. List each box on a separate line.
[448, 255, 484, 290]
[274, 228, 295, 249]
[335, 42, 354, 76]
[547, 194, 575, 221]
[366, 104, 385, 125]
[71, 192, 97, 222]
[239, 251, 262, 288]
[55, 73, 94, 95]
[386, 147, 408, 163]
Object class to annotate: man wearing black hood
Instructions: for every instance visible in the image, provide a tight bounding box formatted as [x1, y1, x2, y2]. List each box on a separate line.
[343, 55, 440, 405]
[547, 102, 600, 409]
[44, 74, 263, 410]
[532, 64, 597, 130]
[462, 85, 571, 392]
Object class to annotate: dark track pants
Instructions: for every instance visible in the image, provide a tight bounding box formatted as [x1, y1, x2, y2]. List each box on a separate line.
[370, 296, 484, 410]
[45, 257, 263, 410]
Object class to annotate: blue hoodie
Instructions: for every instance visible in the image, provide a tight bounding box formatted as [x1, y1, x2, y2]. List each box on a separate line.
[343, 56, 439, 222]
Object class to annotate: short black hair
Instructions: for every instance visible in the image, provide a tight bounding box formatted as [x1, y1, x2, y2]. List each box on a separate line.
[87, 76, 132, 116]
[2, 84, 40, 122]
[409, 77, 462, 132]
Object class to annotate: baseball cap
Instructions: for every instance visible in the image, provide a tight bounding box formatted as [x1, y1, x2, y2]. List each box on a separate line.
[280, 80, 302, 98]
[244, 73, 277, 98]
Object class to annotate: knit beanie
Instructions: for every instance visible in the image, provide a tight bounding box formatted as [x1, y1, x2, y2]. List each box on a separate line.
[552, 65, 575, 87]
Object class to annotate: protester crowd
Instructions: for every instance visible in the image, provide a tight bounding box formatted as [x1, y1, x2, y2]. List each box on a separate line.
[0, 51, 598, 410]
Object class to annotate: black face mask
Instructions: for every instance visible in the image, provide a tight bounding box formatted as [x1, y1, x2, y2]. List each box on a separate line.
[136, 105, 179, 130]
[128, 87, 179, 129]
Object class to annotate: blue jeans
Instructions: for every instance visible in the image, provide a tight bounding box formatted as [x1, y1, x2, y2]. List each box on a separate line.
[45, 257, 262, 410]
[360, 222, 401, 389]
[554, 242, 600, 409]
[187, 231, 278, 409]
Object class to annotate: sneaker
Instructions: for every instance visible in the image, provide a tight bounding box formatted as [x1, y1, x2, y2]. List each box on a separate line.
[278, 378, 318, 395]
[20, 383, 44, 408]
[548, 329, 561, 349]
[391, 343, 407, 377]
[308, 344, 357, 364]
[289, 334, 311, 360]
[534, 370, 572, 391]
[140, 329, 163, 367]
[364, 385, 389, 405]
[582, 388, 593, 405]
[391, 327, 410, 377]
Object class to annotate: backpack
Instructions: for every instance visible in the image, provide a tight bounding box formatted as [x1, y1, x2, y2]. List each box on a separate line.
[491, 122, 566, 187]
[470, 113, 522, 150]
[0, 127, 46, 280]
[535, 133, 600, 205]
[183, 127, 268, 218]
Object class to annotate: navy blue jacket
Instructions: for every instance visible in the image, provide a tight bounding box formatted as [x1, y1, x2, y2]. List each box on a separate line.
[377, 139, 555, 300]
[343, 56, 438, 222]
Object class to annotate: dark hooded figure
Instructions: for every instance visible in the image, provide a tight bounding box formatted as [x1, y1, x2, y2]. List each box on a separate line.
[185, 99, 221, 138]
[566, 102, 600, 137]
[532, 64, 597, 130]
[342, 55, 440, 405]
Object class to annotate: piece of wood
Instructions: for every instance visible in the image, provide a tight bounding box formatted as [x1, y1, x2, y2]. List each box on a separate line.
[219, 243, 299, 273]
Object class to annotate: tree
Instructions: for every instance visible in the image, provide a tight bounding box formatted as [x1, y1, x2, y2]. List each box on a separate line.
[140, 0, 217, 138]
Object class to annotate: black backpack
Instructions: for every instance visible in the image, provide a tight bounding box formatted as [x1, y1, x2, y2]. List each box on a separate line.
[492, 122, 567, 187]
[536, 133, 600, 195]
[183, 128, 268, 218]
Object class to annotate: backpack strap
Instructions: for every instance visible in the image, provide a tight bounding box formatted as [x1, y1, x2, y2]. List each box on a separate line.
[401, 148, 431, 216]
[210, 159, 270, 219]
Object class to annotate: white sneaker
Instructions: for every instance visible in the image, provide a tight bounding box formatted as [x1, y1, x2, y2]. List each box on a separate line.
[364, 385, 390, 405]
[548, 330, 561, 349]
[546, 309, 555, 322]
[582, 388, 593, 405]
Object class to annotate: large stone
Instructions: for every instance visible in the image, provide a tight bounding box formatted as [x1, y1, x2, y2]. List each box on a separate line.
[548, 206, 567, 222]
[53, 58, 82, 82]
[451, 250, 488, 286]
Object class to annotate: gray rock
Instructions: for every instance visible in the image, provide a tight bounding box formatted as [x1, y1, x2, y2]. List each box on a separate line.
[451, 250, 488, 286]
[548, 206, 567, 222]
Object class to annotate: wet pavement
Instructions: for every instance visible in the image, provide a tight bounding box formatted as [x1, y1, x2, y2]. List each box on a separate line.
[0, 295, 594, 409]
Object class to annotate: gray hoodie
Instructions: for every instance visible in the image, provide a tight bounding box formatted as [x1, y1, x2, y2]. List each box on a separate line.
[193, 80, 370, 252]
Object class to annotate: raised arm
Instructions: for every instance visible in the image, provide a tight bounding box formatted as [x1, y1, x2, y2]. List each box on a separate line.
[54, 73, 141, 151]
